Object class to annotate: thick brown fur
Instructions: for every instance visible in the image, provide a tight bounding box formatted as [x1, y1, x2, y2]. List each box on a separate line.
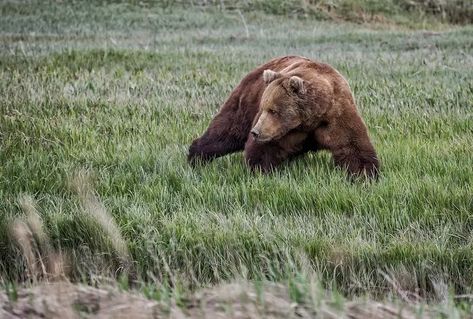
[188, 56, 379, 178]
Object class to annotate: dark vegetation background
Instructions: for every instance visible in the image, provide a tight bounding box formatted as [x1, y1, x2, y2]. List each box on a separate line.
[164, 0, 472, 25]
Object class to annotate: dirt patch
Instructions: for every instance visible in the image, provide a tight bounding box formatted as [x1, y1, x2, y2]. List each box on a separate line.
[0, 282, 159, 319]
[0, 281, 438, 319]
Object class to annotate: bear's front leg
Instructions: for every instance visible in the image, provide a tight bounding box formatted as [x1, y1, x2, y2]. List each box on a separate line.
[314, 115, 379, 179]
[332, 146, 379, 179]
[244, 131, 310, 173]
[244, 137, 287, 173]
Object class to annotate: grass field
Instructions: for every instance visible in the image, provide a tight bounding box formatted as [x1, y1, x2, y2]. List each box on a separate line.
[1, 0, 473, 316]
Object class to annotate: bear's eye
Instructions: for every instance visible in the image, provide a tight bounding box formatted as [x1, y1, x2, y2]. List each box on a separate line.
[268, 109, 277, 115]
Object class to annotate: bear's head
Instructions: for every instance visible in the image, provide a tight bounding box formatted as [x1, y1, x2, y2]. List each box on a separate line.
[251, 69, 307, 143]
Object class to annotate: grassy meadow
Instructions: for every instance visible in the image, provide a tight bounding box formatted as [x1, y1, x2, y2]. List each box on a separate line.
[1, 0, 473, 316]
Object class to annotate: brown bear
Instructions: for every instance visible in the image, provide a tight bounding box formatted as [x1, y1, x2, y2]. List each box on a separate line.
[188, 56, 379, 178]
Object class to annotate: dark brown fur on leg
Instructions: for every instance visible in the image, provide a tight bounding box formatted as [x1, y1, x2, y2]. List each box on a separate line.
[188, 130, 245, 165]
[244, 138, 285, 173]
[332, 145, 379, 179]
[244, 131, 311, 173]
[188, 92, 253, 165]
[314, 113, 379, 179]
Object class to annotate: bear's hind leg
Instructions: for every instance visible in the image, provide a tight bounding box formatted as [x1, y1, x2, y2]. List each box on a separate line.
[188, 93, 253, 165]
[188, 129, 246, 165]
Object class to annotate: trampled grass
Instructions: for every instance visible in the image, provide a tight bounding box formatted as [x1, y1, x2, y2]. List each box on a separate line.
[1, 0, 472, 303]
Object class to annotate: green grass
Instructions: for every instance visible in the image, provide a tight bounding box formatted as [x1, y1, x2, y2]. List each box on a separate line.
[0, 0, 472, 301]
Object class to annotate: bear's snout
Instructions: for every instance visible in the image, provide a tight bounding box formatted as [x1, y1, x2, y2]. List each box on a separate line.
[250, 128, 260, 139]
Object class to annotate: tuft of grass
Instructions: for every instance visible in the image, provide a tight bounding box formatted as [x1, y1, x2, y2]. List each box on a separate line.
[10, 195, 67, 282]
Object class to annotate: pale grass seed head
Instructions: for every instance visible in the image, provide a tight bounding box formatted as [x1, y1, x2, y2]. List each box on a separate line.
[69, 169, 130, 266]
[11, 195, 68, 281]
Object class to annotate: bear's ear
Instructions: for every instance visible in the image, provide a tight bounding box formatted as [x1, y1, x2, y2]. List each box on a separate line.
[263, 69, 282, 84]
[289, 76, 306, 94]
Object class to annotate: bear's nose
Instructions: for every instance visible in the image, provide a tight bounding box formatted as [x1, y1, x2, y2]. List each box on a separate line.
[250, 128, 260, 138]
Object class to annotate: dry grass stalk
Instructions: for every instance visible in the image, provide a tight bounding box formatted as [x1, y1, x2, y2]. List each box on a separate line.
[69, 169, 131, 268]
[10, 195, 68, 281]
